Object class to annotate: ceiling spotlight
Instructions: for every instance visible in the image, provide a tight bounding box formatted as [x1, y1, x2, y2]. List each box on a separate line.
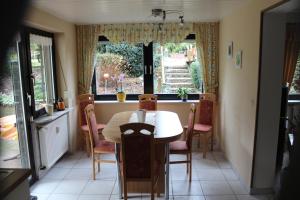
[179, 16, 184, 26]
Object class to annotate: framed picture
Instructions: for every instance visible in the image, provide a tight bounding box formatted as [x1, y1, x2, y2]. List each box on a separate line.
[235, 50, 242, 69]
[227, 41, 233, 58]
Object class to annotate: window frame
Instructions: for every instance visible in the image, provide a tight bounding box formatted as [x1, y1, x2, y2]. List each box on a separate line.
[23, 27, 58, 118]
[92, 34, 201, 101]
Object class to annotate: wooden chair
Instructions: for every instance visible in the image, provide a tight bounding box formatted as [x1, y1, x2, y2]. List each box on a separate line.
[120, 123, 160, 200]
[84, 104, 115, 180]
[78, 93, 105, 156]
[194, 97, 214, 158]
[169, 104, 196, 182]
[138, 94, 158, 111]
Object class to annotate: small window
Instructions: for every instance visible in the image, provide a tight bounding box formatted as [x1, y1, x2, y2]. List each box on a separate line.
[289, 52, 300, 96]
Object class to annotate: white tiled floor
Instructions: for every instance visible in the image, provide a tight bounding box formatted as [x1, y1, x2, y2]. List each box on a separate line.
[30, 150, 273, 200]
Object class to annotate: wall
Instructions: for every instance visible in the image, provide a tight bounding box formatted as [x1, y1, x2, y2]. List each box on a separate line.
[24, 7, 78, 152]
[219, 0, 283, 190]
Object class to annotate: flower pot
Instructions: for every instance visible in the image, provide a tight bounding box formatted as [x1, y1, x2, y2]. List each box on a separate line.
[116, 92, 126, 102]
[181, 95, 188, 102]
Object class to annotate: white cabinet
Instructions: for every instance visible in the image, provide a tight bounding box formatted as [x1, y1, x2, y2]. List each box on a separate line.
[38, 114, 69, 168]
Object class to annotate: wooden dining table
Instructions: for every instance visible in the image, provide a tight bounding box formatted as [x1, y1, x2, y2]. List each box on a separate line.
[102, 110, 183, 199]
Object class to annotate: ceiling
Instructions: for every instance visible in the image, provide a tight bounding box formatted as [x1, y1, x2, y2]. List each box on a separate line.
[32, 0, 252, 24]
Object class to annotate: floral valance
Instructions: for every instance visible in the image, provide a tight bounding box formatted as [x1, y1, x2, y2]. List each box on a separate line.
[98, 23, 193, 45]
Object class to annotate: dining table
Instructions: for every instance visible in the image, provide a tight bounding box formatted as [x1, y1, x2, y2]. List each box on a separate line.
[102, 110, 183, 199]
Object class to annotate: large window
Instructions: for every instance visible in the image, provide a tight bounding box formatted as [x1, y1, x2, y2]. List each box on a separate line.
[92, 35, 202, 100]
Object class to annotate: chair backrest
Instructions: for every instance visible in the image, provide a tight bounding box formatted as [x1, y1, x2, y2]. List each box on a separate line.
[84, 104, 100, 148]
[78, 94, 95, 126]
[120, 123, 155, 181]
[199, 93, 216, 102]
[138, 94, 157, 111]
[186, 104, 196, 149]
[198, 99, 214, 126]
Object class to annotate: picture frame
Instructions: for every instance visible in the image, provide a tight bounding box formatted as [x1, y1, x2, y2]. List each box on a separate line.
[235, 50, 242, 69]
[227, 41, 233, 58]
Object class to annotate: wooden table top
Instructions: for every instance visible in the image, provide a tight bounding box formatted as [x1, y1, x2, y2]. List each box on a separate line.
[102, 111, 183, 143]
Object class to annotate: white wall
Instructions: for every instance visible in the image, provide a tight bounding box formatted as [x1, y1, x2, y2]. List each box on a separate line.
[219, 0, 283, 189]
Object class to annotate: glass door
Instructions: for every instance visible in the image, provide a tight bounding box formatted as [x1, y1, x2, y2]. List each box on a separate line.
[0, 36, 30, 169]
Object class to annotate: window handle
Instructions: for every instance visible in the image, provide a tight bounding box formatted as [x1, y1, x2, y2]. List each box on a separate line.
[144, 65, 147, 75]
[149, 65, 152, 75]
[30, 74, 35, 85]
[27, 93, 32, 107]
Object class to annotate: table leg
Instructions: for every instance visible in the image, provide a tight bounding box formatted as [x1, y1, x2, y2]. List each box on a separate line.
[115, 143, 122, 199]
[165, 143, 170, 200]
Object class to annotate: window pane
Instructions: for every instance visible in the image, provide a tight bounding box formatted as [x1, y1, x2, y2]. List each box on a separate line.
[153, 42, 202, 94]
[30, 34, 55, 111]
[95, 42, 144, 95]
[290, 52, 300, 94]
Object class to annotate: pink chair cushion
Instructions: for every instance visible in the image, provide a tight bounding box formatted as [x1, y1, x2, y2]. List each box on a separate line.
[170, 141, 188, 151]
[198, 100, 213, 125]
[139, 101, 156, 111]
[81, 123, 106, 132]
[194, 123, 212, 132]
[87, 112, 101, 146]
[183, 123, 212, 132]
[94, 140, 115, 153]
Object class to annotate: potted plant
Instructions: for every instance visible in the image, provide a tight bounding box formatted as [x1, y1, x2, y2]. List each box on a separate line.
[112, 73, 126, 102]
[177, 87, 189, 101]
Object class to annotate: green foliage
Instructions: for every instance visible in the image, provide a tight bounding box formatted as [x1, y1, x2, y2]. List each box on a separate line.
[0, 92, 14, 106]
[176, 87, 189, 99]
[164, 43, 189, 54]
[97, 43, 143, 77]
[190, 61, 201, 89]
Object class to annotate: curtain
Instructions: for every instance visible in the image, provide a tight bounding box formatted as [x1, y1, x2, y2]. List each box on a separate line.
[76, 25, 99, 94]
[194, 22, 219, 95]
[100, 23, 193, 45]
[283, 23, 300, 87]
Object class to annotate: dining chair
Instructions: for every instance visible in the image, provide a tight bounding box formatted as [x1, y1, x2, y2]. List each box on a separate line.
[169, 103, 196, 182]
[194, 98, 214, 158]
[120, 123, 160, 200]
[84, 104, 115, 180]
[78, 93, 106, 157]
[138, 94, 158, 111]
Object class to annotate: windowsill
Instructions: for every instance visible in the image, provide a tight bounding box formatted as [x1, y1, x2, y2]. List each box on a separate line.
[95, 100, 199, 104]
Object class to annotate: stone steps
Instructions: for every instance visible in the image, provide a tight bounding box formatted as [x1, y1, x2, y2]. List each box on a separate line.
[166, 77, 193, 83]
[165, 73, 191, 78]
[165, 69, 189, 73]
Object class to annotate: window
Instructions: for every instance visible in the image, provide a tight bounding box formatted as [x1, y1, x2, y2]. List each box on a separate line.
[289, 52, 300, 97]
[92, 35, 202, 100]
[29, 34, 56, 111]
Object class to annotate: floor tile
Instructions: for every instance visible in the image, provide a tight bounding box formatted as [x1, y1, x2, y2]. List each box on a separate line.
[30, 193, 49, 200]
[54, 157, 78, 168]
[47, 194, 79, 200]
[43, 168, 70, 180]
[81, 180, 115, 195]
[200, 181, 233, 195]
[193, 159, 219, 169]
[53, 180, 88, 194]
[205, 195, 237, 200]
[228, 181, 248, 195]
[110, 194, 141, 199]
[221, 169, 239, 181]
[78, 194, 111, 200]
[30, 179, 61, 194]
[94, 167, 117, 180]
[236, 195, 272, 200]
[172, 180, 203, 196]
[171, 168, 198, 181]
[64, 168, 93, 180]
[173, 196, 205, 199]
[73, 157, 93, 169]
[196, 169, 225, 181]
[142, 194, 169, 199]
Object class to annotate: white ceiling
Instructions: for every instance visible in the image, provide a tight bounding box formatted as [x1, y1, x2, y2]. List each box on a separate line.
[32, 0, 252, 24]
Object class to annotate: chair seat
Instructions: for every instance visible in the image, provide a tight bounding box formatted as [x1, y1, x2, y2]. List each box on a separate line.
[94, 140, 115, 153]
[170, 141, 188, 151]
[184, 123, 212, 133]
[81, 123, 106, 132]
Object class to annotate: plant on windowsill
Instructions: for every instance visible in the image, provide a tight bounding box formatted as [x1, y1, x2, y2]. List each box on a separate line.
[177, 87, 189, 102]
[112, 73, 126, 102]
